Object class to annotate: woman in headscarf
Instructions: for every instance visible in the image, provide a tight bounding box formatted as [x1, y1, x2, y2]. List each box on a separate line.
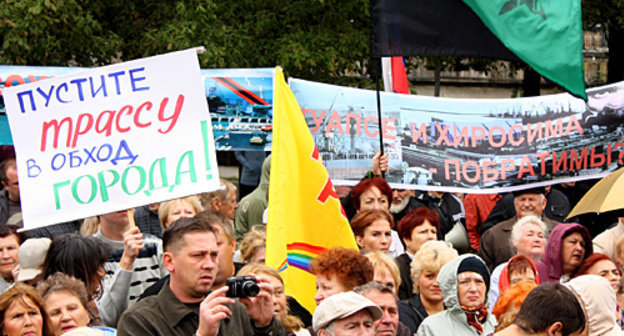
[417, 254, 496, 336]
[537, 223, 592, 283]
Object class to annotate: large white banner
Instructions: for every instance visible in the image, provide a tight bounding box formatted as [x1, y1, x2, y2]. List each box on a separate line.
[3, 49, 220, 230]
[290, 78, 624, 193]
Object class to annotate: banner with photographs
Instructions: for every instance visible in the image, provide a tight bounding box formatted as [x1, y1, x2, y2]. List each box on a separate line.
[3, 50, 221, 229]
[289, 79, 624, 193]
[0, 66, 274, 151]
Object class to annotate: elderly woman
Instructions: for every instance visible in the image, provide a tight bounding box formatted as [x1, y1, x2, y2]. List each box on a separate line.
[537, 223, 592, 283]
[418, 254, 496, 336]
[37, 273, 115, 335]
[398, 241, 458, 335]
[158, 195, 203, 230]
[365, 251, 402, 297]
[350, 177, 404, 257]
[0, 283, 54, 336]
[351, 210, 394, 254]
[309, 247, 374, 305]
[395, 207, 440, 300]
[237, 263, 310, 336]
[488, 215, 546, 309]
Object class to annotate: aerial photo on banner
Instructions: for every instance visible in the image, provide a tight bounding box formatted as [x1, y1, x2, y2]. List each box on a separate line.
[290, 78, 624, 193]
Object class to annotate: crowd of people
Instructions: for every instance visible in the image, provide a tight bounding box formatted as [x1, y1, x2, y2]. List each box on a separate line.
[0, 149, 622, 336]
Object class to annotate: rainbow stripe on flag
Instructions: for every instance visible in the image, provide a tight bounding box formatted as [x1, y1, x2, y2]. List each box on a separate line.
[278, 242, 327, 273]
[266, 68, 358, 312]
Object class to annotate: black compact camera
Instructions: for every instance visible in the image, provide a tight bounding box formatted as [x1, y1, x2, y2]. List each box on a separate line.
[225, 276, 260, 298]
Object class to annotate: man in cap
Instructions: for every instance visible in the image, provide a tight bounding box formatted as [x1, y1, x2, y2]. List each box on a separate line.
[313, 291, 383, 336]
[479, 187, 559, 270]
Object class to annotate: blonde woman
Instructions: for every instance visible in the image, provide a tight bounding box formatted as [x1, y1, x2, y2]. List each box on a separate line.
[365, 251, 401, 297]
[158, 196, 203, 230]
[397, 241, 458, 335]
[239, 226, 266, 264]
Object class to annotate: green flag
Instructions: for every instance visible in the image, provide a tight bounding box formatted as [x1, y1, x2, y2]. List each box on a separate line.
[463, 0, 586, 100]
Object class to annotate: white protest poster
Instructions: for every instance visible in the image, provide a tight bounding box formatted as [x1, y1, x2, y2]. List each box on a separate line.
[3, 49, 220, 230]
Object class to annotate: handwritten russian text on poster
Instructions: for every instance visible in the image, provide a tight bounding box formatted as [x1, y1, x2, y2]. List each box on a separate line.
[0, 66, 274, 151]
[3, 49, 220, 229]
[289, 79, 624, 193]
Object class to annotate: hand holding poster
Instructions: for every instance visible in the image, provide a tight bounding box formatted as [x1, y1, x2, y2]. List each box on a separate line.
[3, 49, 220, 230]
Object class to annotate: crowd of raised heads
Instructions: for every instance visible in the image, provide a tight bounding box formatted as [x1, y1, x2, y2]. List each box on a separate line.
[0, 151, 622, 336]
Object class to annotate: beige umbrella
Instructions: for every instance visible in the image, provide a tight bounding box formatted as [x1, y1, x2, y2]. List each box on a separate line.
[567, 167, 624, 219]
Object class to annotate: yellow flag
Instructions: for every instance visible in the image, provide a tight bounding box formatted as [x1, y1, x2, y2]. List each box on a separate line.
[266, 68, 358, 313]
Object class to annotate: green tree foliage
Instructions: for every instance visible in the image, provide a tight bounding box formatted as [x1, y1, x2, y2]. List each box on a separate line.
[0, 0, 119, 66]
[0, 0, 371, 86]
[2, 1, 617, 88]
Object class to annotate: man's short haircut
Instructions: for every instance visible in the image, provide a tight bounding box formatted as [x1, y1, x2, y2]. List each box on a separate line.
[353, 281, 394, 296]
[200, 179, 236, 209]
[195, 210, 235, 243]
[514, 283, 585, 336]
[0, 159, 16, 183]
[163, 217, 217, 253]
[0, 224, 25, 244]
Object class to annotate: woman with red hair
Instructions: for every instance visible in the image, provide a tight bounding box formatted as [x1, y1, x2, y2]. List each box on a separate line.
[492, 280, 537, 331]
[349, 177, 404, 258]
[351, 210, 394, 254]
[351, 177, 393, 213]
[574, 253, 621, 291]
[395, 207, 440, 300]
[574, 253, 623, 330]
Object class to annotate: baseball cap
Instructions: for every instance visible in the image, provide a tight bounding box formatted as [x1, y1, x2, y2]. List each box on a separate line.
[17, 238, 52, 282]
[313, 291, 383, 331]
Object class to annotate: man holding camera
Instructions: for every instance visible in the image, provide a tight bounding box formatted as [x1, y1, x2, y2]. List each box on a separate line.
[117, 217, 286, 336]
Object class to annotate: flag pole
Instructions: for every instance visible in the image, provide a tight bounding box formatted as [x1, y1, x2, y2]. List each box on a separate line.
[374, 57, 385, 178]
